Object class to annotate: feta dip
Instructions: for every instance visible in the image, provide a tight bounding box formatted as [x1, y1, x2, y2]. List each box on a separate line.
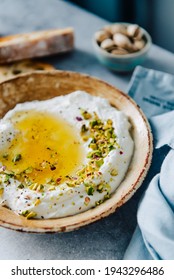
[0, 91, 134, 219]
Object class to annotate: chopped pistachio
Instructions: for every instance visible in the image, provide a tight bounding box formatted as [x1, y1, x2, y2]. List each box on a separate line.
[21, 209, 37, 218]
[89, 143, 97, 150]
[82, 135, 90, 141]
[2, 153, 8, 159]
[4, 174, 11, 183]
[37, 184, 45, 192]
[104, 193, 110, 200]
[104, 130, 112, 138]
[81, 109, 92, 120]
[76, 167, 86, 176]
[26, 211, 37, 219]
[29, 183, 38, 191]
[97, 184, 103, 193]
[24, 179, 32, 186]
[87, 150, 102, 159]
[0, 188, 4, 196]
[95, 158, 104, 167]
[25, 166, 33, 174]
[109, 138, 115, 144]
[107, 119, 113, 125]
[4, 170, 15, 176]
[21, 210, 29, 217]
[103, 123, 112, 130]
[48, 186, 56, 191]
[66, 182, 75, 187]
[81, 124, 88, 133]
[110, 169, 118, 176]
[12, 154, 22, 163]
[17, 183, 24, 189]
[46, 178, 56, 185]
[90, 138, 96, 143]
[93, 112, 99, 119]
[85, 185, 94, 196]
[95, 199, 103, 206]
[108, 145, 115, 151]
[89, 120, 99, 128]
[105, 183, 111, 194]
[34, 198, 41, 206]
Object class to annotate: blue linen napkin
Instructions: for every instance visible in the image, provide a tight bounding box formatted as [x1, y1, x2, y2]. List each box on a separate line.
[123, 66, 174, 260]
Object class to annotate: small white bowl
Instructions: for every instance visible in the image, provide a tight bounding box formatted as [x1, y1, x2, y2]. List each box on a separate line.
[93, 23, 152, 72]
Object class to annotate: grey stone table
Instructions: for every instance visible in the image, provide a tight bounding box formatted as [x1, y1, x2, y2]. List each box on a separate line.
[0, 0, 174, 260]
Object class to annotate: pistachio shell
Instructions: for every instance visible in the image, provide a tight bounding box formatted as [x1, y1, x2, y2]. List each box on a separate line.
[111, 47, 129, 55]
[95, 30, 110, 43]
[100, 38, 115, 50]
[133, 39, 145, 50]
[113, 33, 133, 50]
[127, 24, 142, 39]
[104, 24, 127, 35]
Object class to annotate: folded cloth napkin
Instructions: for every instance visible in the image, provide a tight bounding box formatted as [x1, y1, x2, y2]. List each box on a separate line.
[123, 66, 174, 260]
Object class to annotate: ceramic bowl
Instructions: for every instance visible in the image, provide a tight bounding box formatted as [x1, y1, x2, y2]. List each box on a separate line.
[0, 70, 153, 232]
[93, 23, 152, 72]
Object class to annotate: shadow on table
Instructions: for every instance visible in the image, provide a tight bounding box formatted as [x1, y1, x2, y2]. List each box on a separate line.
[39, 48, 131, 86]
[0, 200, 137, 260]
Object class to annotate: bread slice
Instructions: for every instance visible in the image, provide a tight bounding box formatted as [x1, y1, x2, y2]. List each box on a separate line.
[0, 28, 74, 63]
[0, 60, 55, 83]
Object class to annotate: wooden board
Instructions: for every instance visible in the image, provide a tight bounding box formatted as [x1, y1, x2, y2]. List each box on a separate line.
[0, 70, 153, 232]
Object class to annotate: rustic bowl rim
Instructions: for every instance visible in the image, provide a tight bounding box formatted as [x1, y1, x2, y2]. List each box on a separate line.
[0, 70, 153, 233]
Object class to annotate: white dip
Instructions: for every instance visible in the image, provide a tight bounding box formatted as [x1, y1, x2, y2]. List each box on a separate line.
[0, 91, 134, 219]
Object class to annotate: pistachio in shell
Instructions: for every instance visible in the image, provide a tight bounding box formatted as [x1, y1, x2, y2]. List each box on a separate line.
[127, 24, 143, 40]
[111, 47, 129, 55]
[113, 33, 133, 51]
[100, 38, 115, 50]
[104, 24, 127, 36]
[133, 39, 145, 51]
[95, 30, 110, 43]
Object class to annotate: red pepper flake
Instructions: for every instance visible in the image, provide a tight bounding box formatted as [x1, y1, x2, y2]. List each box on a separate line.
[56, 177, 62, 184]
[76, 116, 83, 121]
[50, 164, 56, 171]
[119, 151, 123, 155]
[85, 197, 90, 203]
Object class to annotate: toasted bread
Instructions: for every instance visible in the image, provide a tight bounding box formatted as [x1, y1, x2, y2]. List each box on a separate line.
[0, 28, 74, 63]
[0, 60, 55, 83]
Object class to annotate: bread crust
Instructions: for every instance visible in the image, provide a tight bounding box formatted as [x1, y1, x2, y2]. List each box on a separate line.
[0, 28, 74, 63]
[0, 60, 55, 82]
